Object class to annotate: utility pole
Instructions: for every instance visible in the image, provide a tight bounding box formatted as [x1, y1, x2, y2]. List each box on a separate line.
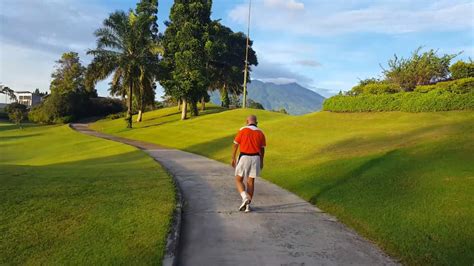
[242, 0, 251, 108]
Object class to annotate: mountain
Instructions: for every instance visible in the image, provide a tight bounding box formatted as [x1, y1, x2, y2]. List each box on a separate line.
[210, 80, 325, 115]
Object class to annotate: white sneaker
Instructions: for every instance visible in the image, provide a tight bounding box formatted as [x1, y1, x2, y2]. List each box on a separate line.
[239, 199, 250, 211]
[244, 204, 251, 213]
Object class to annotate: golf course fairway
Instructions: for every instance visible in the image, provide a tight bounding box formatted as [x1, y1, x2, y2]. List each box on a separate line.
[0, 123, 175, 264]
[92, 107, 474, 265]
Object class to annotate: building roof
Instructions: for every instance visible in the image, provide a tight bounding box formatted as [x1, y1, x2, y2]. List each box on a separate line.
[15, 91, 32, 94]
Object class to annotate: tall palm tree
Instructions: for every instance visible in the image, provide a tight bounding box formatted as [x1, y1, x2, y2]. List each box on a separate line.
[86, 10, 160, 127]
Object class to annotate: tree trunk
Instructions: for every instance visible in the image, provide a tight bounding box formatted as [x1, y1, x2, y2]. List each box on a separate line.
[177, 98, 181, 111]
[191, 101, 199, 116]
[136, 110, 143, 122]
[181, 98, 187, 120]
[201, 97, 205, 111]
[127, 81, 133, 128]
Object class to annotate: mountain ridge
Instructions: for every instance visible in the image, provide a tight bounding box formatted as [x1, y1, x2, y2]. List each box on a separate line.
[210, 80, 325, 115]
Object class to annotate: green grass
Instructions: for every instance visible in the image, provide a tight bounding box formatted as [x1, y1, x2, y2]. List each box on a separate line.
[92, 107, 474, 265]
[0, 122, 175, 264]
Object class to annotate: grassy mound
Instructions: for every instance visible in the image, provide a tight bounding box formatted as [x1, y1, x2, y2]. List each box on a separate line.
[93, 107, 474, 265]
[0, 122, 175, 264]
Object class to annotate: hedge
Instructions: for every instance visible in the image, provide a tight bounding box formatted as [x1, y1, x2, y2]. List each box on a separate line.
[323, 91, 474, 112]
[414, 77, 474, 94]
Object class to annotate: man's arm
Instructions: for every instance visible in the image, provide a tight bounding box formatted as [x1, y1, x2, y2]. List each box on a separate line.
[231, 143, 239, 168]
[260, 147, 265, 169]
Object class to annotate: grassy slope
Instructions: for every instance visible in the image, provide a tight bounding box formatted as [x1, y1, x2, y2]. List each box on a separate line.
[0, 122, 175, 265]
[92, 107, 474, 265]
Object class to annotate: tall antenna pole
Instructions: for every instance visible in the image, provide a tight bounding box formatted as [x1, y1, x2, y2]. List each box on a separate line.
[242, 0, 251, 108]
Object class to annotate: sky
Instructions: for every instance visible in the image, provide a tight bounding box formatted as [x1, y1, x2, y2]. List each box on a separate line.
[0, 0, 473, 102]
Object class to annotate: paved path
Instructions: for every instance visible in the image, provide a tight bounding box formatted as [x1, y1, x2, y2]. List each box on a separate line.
[71, 123, 397, 266]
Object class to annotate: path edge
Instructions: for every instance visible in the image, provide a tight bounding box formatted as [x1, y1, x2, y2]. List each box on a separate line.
[69, 123, 183, 266]
[159, 159, 184, 266]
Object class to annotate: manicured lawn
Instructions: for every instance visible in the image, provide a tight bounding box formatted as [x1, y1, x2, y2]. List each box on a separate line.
[92, 107, 474, 265]
[0, 122, 175, 264]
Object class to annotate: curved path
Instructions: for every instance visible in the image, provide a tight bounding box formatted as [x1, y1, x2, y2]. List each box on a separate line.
[71, 123, 397, 266]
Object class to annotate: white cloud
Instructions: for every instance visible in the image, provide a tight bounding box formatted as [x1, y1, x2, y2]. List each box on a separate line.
[257, 77, 298, 84]
[264, 0, 304, 11]
[229, 0, 474, 36]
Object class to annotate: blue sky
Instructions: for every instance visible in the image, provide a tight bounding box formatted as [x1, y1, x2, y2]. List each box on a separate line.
[0, 0, 473, 101]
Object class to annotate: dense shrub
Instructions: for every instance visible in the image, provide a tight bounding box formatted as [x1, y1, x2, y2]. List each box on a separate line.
[29, 92, 85, 124]
[350, 81, 401, 95]
[88, 97, 125, 117]
[450, 60, 474, 80]
[29, 93, 125, 124]
[323, 91, 474, 112]
[106, 112, 126, 120]
[414, 78, 474, 94]
[5, 103, 28, 125]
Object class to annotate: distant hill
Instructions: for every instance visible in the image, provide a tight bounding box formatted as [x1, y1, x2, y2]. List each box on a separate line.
[210, 80, 325, 115]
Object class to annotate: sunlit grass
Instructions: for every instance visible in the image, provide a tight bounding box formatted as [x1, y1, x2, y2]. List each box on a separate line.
[93, 107, 474, 265]
[0, 123, 175, 264]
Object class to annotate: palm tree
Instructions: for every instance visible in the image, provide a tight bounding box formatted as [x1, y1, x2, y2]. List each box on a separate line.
[86, 9, 160, 127]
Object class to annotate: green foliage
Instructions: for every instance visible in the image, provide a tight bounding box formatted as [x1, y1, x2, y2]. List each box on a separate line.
[349, 80, 401, 95]
[415, 77, 474, 94]
[323, 91, 474, 112]
[383, 47, 458, 91]
[5, 103, 27, 126]
[450, 60, 474, 80]
[277, 108, 288, 114]
[0, 86, 17, 102]
[207, 21, 258, 107]
[50, 52, 94, 96]
[160, 0, 212, 118]
[247, 98, 264, 110]
[87, 0, 160, 127]
[28, 91, 87, 124]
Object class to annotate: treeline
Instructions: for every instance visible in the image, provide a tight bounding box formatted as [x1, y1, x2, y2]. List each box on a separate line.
[323, 47, 474, 112]
[16, 0, 257, 127]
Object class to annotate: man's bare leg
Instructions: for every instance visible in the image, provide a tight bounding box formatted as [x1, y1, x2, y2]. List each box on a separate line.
[236, 175, 250, 211]
[235, 175, 246, 194]
[246, 177, 255, 201]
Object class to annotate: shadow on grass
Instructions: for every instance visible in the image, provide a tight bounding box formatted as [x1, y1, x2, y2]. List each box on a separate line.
[183, 134, 234, 157]
[0, 123, 41, 132]
[0, 133, 43, 141]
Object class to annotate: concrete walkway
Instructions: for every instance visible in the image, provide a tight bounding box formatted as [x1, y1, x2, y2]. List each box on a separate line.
[71, 123, 397, 266]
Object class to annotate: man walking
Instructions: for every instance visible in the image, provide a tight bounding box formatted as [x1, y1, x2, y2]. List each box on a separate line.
[231, 115, 266, 213]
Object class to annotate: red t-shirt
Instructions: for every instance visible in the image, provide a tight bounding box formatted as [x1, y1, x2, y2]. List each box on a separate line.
[233, 125, 266, 154]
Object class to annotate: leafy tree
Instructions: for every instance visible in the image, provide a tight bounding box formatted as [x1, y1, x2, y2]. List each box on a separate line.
[277, 108, 288, 114]
[247, 98, 264, 109]
[6, 103, 27, 127]
[0, 85, 17, 102]
[160, 0, 212, 120]
[33, 88, 48, 96]
[382, 47, 458, 91]
[87, 1, 160, 127]
[207, 21, 257, 108]
[450, 59, 474, 80]
[50, 52, 93, 95]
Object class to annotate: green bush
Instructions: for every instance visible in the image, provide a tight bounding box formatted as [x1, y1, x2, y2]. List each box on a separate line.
[415, 77, 474, 94]
[450, 60, 474, 79]
[5, 103, 28, 125]
[323, 91, 474, 112]
[350, 80, 401, 95]
[106, 112, 126, 120]
[29, 93, 125, 124]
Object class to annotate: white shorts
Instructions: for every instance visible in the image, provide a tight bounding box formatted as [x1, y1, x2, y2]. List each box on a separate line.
[235, 155, 261, 178]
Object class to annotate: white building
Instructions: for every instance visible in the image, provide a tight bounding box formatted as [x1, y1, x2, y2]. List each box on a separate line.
[14, 91, 42, 107]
